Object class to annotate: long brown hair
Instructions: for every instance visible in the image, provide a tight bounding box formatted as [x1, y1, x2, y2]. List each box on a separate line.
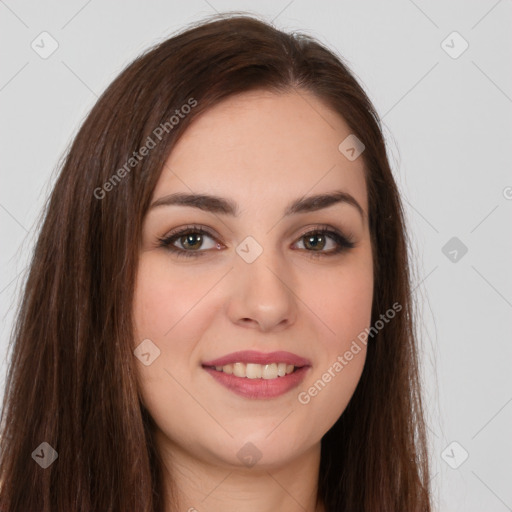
[0, 12, 432, 511]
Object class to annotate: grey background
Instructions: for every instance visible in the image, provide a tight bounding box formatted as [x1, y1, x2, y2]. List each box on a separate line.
[1, 1, 511, 510]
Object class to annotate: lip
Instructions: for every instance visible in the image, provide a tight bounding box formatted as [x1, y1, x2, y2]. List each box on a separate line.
[203, 366, 310, 399]
[202, 350, 311, 368]
[201, 350, 311, 400]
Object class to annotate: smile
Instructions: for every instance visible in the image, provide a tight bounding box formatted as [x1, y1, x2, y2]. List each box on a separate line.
[202, 350, 311, 399]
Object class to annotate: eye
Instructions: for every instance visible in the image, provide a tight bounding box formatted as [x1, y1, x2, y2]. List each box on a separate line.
[157, 225, 219, 258]
[293, 226, 355, 258]
[157, 224, 355, 259]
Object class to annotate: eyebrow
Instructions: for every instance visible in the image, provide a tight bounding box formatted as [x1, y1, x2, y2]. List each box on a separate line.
[149, 190, 366, 220]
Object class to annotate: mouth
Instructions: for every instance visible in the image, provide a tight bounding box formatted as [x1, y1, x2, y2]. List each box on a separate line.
[201, 350, 311, 399]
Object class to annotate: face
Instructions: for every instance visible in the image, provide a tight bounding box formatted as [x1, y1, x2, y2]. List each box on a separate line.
[133, 89, 373, 470]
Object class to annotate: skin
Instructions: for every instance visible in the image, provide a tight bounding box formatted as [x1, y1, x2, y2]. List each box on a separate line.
[133, 89, 374, 512]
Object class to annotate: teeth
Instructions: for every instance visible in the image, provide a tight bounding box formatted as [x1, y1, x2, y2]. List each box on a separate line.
[213, 362, 297, 379]
[246, 363, 262, 379]
[262, 363, 277, 379]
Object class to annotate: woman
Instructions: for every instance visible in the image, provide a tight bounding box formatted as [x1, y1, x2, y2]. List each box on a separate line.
[0, 13, 432, 512]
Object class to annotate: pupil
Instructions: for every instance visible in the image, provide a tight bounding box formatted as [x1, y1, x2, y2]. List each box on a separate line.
[183, 234, 202, 249]
[306, 234, 324, 250]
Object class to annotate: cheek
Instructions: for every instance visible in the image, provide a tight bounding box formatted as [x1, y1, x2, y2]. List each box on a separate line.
[295, 255, 372, 425]
[327, 260, 373, 376]
[133, 254, 210, 341]
[335, 275, 373, 338]
[132, 254, 223, 391]
[302, 253, 374, 345]
[131, 255, 208, 421]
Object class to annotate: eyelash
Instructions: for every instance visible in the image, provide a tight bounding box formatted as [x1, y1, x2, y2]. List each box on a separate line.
[157, 224, 356, 260]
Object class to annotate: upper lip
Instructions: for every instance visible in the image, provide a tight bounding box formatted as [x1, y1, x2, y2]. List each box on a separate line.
[202, 350, 311, 368]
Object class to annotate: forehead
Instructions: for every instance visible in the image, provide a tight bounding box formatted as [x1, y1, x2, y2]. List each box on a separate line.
[154, 89, 368, 216]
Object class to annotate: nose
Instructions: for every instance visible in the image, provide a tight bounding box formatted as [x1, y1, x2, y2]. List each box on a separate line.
[225, 249, 298, 332]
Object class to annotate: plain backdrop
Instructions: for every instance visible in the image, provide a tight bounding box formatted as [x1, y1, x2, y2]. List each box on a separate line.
[1, 1, 511, 510]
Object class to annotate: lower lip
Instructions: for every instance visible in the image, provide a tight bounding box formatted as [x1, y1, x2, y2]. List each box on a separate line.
[202, 366, 310, 399]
